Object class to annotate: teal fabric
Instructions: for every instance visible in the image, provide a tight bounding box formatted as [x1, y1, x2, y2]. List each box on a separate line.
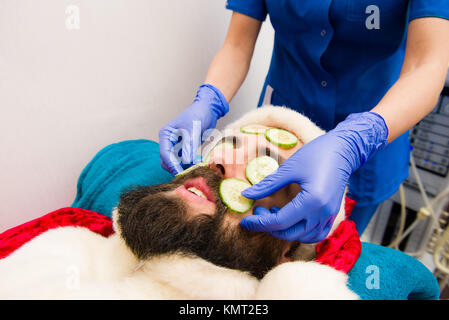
[72, 139, 440, 300]
[72, 139, 172, 217]
[349, 242, 440, 300]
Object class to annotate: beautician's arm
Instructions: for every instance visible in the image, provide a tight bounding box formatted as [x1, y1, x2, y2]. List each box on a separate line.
[205, 12, 262, 102]
[240, 17, 449, 244]
[159, 12, 261, 174]
[372, 17, 449, 142]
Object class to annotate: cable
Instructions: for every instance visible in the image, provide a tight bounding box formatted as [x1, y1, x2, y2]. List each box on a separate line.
[388, 184, 406, 250]
[433, 224, 449, 274]
[389, 150, 448, 256]
[409, 153, 437, 220]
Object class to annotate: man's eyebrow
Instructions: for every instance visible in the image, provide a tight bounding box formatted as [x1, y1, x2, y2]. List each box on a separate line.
[220, 134, 286, 163]
[220, 135, 240, 147]
[263, 146, 286, 164]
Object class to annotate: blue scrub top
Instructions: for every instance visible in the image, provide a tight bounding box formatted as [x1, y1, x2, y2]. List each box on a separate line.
[226, 0, 449, 205]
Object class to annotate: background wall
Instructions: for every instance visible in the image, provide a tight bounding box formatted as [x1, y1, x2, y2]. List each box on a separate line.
[0, 0, 274, 232]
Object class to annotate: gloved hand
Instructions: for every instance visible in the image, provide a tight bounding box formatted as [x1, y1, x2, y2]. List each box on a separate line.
[240, 112, 389, 243]
[159, 84, 229, 175]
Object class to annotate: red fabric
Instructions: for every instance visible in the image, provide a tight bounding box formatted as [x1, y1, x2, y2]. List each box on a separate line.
[344, 197, 357, 219]
[315, 220, 361, 273]
[0, 197, 361, 274]
[0, 207, 113, 259]
[315, 196, 361, 273]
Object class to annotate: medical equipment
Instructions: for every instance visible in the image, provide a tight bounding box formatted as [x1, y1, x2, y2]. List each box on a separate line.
[362, 79, 449, 291]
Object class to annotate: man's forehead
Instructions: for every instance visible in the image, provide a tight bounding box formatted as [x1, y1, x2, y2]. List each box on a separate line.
[210, 129, 287, 162]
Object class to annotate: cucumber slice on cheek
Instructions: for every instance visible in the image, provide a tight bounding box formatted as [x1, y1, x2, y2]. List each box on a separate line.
[245, 156, 279, 185]
[219, 178, 254, 214]
[208, 126, 297, 213]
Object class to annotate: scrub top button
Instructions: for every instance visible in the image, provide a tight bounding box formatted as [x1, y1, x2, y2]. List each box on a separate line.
[320, 29, 327, 37]
[321, 80, 328, 87]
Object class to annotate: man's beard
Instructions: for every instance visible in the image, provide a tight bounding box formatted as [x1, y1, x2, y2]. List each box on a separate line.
[117, 166, 289, 279]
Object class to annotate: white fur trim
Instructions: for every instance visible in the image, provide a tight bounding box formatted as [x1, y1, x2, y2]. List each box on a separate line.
[256, 261, 359, 300]
[140, 253, 258, 299]
[225, 105, 325, 144]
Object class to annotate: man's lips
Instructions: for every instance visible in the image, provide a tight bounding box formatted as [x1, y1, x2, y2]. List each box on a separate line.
[175, 177, 216, 205]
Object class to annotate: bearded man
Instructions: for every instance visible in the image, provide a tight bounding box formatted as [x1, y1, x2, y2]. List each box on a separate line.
[0, 106, 357, 300]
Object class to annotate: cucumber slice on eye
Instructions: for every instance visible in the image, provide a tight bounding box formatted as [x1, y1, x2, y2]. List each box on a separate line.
[175, 162, 207, 178]
[203, 141, 234, 164]
[245, 156, 279, 185]
[219, 178, 254, 213]
[240, 124, 269, 135]
[264, 128, 298, 149]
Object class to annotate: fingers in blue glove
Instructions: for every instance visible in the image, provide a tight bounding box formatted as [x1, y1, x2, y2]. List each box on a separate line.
[298, 216, 335, 243]
[159, 84, 229, 176]
[269, 206, 280, 214]
[240, 199, 308, 233]
[253, 206, 271, 216]
[269, 220, 308, 242]
[252, 206, 281, 217]
[241, 166, 295, 200]
[159, 128, 184, 175]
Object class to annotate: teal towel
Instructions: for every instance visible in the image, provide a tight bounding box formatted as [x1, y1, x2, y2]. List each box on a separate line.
[72, 139, 440, 300]
[72, 139, 172, 216]
[348, 242, 440, 300]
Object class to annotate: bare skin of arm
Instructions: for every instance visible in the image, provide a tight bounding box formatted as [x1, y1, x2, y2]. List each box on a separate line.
[371, 17, 449, 142]
[204, 12, 262, 102]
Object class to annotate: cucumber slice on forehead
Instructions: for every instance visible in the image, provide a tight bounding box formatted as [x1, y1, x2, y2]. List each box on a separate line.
[264, 128, 298, 149]
[175, 162, 206, 177]
[240, 124, 269, 135]
[245, 156, 279, 185]
[219, 178, 254, 213]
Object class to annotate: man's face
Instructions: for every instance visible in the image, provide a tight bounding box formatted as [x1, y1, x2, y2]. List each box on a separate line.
[203, 128, 304, 218]
[117, 127, 304, 279]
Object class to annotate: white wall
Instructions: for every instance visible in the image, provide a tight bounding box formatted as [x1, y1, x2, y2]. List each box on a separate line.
[0, 0, 274, 231]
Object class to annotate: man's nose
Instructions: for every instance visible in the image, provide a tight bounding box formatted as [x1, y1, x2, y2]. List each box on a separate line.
[208, 159, 248, 182]
[208, 162, 225, 179]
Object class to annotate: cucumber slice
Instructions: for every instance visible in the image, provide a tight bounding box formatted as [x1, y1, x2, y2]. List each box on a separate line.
[203, 141, 234, 164]
[175, 162, 206, 177]
[265, 128, 298, 149]
[240, 124, 269, 135]
[219, 178, 254, 213]
[245, 156, 279, 185]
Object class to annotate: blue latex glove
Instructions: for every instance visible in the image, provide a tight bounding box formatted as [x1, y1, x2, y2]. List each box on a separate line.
[159, 84, 229, 175]
[241, 112, 389, 243]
